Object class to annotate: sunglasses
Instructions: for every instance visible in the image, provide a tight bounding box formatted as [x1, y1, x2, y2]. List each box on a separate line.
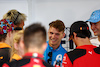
[47, 52, 52, 64]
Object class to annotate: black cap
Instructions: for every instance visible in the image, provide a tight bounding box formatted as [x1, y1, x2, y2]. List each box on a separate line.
[69, 21, 91, 38]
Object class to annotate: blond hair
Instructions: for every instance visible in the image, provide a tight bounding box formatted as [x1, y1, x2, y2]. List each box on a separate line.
[3, 9, 26, 26]
[10, 30, 24, 61]
[13, 30, 24, 43]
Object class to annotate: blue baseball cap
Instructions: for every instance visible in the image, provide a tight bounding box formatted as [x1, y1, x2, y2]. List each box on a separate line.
[87, 10, 100, 23]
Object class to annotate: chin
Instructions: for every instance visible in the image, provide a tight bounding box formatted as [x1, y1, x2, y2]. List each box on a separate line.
[51, 43, 56, 46]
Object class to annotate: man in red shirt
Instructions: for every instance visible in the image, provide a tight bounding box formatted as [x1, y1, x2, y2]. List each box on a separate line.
[2, 23, 53, 67]
[62, 21, 100, 67]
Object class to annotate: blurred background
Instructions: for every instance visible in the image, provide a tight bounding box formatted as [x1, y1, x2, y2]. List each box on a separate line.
[0, 0, 100, 51]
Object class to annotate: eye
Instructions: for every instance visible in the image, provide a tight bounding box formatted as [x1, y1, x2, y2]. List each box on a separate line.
[50, 32, 53, 34]
[56, 33, 60, 35]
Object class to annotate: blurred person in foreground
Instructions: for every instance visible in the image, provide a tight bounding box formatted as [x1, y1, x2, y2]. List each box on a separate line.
[2, 23, 53, 67]
[62, 21, 100, 67]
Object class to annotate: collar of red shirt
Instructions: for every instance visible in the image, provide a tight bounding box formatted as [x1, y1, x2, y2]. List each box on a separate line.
[24, 52, 44, 58]
[76, 45, 97, 49]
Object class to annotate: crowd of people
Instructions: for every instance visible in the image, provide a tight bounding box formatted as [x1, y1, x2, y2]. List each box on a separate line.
[0, 9, 100, 67]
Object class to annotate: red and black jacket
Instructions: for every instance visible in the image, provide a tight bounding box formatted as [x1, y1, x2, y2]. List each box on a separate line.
[2, 52, 54, 67]
[62, 45, 100, 67]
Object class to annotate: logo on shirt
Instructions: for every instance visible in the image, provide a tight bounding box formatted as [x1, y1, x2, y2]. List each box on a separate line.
[56, 54, 62, 60]
[33, 59, 39, 63]
[53, 54, 62, 66]
[88, 51, 92, 54]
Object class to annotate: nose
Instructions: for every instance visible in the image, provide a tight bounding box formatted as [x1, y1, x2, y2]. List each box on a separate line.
[52, 34, 56, 38]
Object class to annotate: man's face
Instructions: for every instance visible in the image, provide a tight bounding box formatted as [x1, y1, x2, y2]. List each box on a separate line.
[90, 21, 100, 36]
[48, 27, 64, 49]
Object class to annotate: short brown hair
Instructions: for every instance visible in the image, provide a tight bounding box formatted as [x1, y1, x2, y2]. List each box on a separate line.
[49, 20, 65, 32]
[24, 23, 46, 49]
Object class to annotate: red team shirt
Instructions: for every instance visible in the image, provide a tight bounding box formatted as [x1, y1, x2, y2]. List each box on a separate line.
[62, 45, 100, 67]
[2, 52, 53, 67]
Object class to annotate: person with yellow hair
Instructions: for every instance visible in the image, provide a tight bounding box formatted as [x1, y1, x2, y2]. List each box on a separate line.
[10, 30, 24, 61]
[3, 9, 27, 29]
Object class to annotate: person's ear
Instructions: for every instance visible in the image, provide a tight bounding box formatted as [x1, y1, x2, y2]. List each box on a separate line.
[21, 21, 24, 29]
[48, 31, 49, 34]
[69, 35, 73, 41]
[7, 31, 11, 38]
[73, 32, 77, 40]
[14, 43, 18, 50]
[42, 42, 47, 52]
[62, 33, 65, 38]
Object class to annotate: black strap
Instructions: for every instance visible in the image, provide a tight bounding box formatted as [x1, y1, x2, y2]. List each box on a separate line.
[14, 27, 22, 30]
[13, 12, 21, 25]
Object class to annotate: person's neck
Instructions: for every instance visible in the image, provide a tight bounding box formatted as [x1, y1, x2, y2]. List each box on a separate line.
[76, 37, 92, 47]
[17, 50, 24, 58]
[27, 48, 43, 54]
[4, 37, 10, 45]
[0, 41, 5, 44]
